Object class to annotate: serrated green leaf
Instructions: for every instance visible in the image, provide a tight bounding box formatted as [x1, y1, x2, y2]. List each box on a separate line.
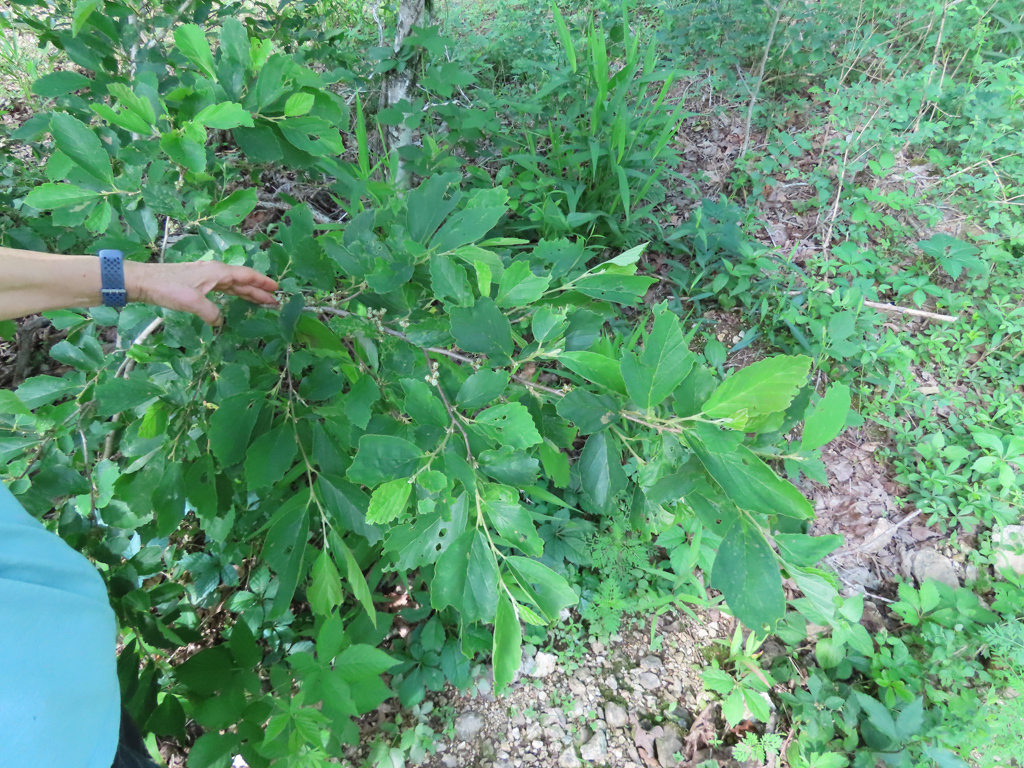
[194, 102, 254, 129]
[332, 534, 377, 627]
[484, 497, 543, 556]
[495, 259, 551, 308]
[449, 298, 513, 360]
[24, 183, 101, 210]
[775, 533, 843, 566]
[801, 383, 851, 451]
[94, 377, 163, 417]
[309, 550, 344, 615]
[245, 425, 298, 489]
[208, 392, 261, 466]
[559, 351, 627, 394]
[284, 92, 315, 117]
[175, 24, 217, 79]
[474, 402, 542, 449]
[334, 644, 398, 682]
[620, 305, 694, 410]
[506, 556, 577, 622]
[32, 71, 92, 97]
[347, 435, 423, 487]
[50, 113, 115, 185]
[574, 273, 656, 304]
[209, 188, 258, 226]
[687, 423, 814, 520]
[702, 355, 811, 424]
[430, 253, 474, 307]
[579, 431, 626, 514]
[711, 517, 784, 631]
[456, 369, 510, 410]
[555, 387, 619, 434]
[71, 0, 103, 36]
[431, 529, 500, 625]
[365, 478, 412, 524]
[261, 496, 309, 619]
[493, 593, 522, 693]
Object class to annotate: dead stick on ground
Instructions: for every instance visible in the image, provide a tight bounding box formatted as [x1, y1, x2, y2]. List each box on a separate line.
[740, 0, 784, 158]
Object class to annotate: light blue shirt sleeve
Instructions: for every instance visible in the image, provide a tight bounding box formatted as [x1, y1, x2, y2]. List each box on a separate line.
[0, 482, 120, 768]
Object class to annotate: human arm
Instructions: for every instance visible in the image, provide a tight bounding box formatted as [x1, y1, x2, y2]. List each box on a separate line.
[0, 246, 279, 325]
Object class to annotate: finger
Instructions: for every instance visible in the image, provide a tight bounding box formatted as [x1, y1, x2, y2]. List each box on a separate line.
[214, 265, 279, 293]
[228, 284, 280, 305]
[189, 296, 223, 326]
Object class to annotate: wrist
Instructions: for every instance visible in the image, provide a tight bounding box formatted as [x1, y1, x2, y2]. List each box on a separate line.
[123, 261, 148, 305]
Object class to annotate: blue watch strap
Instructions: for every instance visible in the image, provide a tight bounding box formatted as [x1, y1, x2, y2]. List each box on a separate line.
[97, 250, 127, 309]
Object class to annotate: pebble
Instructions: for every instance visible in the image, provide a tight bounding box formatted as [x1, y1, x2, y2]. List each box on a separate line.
[455, 711, 486, 741]
[655, 722, 684, 768]
[558, 747, 582, 768]
[531, 652, 558, 678]
[638, 672, 661, 690]
[604, 701, 628, 728]
[605, 675, 618, 690]
[912, 549, 960, 589]
[580, 731, 608, 762]
[640, 655, 664, 671]
[441, 756, 458, 768]
[994, 525, 1024, 576]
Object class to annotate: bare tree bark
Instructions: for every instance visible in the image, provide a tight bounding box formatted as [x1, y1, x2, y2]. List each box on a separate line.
[381, 0, 427, 189]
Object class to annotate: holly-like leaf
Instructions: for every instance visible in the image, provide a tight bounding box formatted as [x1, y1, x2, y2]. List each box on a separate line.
[801, 383, 851, 451]
[430, 254, 474, 307]
[555, 388, 619, 434]
[431, 529, 500, 625]
[702, 355, 811, 424]
[495, 259, 551, 307]
[449, 298, 513, 360]
[711, 516, 785, 631]
[474, 402, 542, 450]
[347, 435, 423, 487]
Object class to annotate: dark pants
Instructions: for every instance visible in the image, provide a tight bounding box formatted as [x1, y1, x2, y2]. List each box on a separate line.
[112, 708, 161, 768]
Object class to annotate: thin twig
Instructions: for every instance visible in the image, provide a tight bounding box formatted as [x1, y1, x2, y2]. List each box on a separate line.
[103, 317, 165, 460]
[424, 350, 474, 460]
[740, 1, 784, 157]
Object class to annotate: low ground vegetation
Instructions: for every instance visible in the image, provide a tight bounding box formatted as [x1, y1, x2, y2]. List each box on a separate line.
[1, 0, 1023, 766]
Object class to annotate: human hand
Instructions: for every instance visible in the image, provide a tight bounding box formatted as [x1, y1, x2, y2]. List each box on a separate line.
[125, 260, 279, 325]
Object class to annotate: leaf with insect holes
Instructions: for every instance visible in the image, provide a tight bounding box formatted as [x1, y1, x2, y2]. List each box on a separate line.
[474, 403, 542, 450]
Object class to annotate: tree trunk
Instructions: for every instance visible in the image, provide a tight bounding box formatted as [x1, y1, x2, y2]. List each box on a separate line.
[381, 0, 427, 189]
